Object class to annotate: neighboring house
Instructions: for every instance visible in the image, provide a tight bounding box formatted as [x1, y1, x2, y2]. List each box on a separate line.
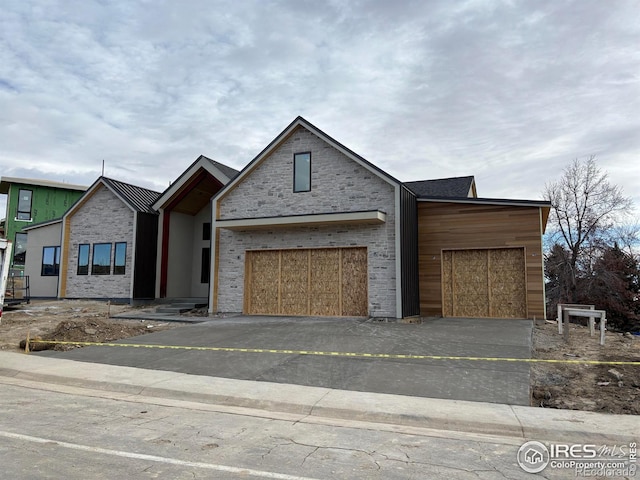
[152, 155, 238, 300]
[0, 177, 87, 270]
[209, 117, 550, 320]
[56, 177, 161, 302]
[22, 219, 63, 298]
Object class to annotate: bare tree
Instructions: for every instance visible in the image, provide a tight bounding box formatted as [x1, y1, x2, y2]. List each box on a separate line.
[543, 155, 633, 302]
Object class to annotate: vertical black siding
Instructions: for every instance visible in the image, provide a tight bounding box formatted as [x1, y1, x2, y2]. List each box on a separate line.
[133, 213, 159, 299]
[400, 186, 420, 317]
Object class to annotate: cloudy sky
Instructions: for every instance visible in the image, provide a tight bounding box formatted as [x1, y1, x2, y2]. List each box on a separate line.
[1, 0, 639, 220]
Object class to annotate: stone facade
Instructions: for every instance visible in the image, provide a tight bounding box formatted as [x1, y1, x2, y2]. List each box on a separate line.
[65, 185, 134, 299]
[216, 125, 398, 317]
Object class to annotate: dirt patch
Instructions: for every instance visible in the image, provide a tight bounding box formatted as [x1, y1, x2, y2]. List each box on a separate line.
[531, 320, 640, 415]
[0, 300, 181, 352]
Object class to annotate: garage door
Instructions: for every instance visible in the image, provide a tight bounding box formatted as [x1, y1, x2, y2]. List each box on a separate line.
[245, 247, 368, 316]
[442, 248, 526, 318]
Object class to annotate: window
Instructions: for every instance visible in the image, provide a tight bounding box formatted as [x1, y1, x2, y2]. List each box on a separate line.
[14, 233, 27, 266]
[17, 189, 33, 220]
[77, 244, 90, 275]
[114, 242, 126, 275]
[203, 222, 211, 241]
[201, 247, 210, 283]
[41, 246, 60, 276]
[293, 152, 311, 192]
[92, 243, 112, 275]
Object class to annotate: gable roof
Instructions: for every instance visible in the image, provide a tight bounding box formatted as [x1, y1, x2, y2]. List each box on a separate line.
[203, 156, 240, 180]
[214, 116, 405, 203]
[153, 155, 239, 211]
[101, 177, 161, 214]
[405, 176, 476, 198]
[65, 176, 161, 218]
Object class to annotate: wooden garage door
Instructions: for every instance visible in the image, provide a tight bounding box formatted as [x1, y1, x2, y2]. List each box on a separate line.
[245, 247, 368, 316]
[442, 248, 526, 318]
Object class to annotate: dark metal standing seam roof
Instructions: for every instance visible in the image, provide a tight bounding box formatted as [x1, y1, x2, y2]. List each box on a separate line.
[404, 176, 475, 198]
[101, 177, 161, 214]
[201, 156, 240, 181]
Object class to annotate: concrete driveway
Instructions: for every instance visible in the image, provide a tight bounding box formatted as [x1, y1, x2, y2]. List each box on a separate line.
[37, 316, 533, 405]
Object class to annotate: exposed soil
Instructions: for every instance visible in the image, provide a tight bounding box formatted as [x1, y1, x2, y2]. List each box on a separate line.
[0, 300, 180, 352]
[531, 320, 640, 415]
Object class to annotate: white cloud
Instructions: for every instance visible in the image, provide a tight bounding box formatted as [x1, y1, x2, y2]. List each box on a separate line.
[0, 0, 639, 222]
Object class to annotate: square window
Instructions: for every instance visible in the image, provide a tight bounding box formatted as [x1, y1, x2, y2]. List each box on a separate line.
[78, 244, 90, 275]
[41, 246, 60, 276]
[92, 243, 112, 275]
[293, 152, 311, 192]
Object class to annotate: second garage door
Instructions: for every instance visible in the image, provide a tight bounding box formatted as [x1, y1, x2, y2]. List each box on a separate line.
[245, 247, 368, 317]
[442, 248, 527, 318]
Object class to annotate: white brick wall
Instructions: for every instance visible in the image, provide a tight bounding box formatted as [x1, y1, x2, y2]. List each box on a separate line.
[65, 185, 134, 299]
[217, 126, 398, 317]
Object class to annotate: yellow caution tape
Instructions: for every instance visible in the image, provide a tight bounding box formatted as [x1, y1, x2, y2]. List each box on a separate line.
[26, 340, 640, 365]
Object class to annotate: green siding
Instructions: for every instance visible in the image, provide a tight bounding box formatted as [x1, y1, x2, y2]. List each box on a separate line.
[3, 182, 85, 269]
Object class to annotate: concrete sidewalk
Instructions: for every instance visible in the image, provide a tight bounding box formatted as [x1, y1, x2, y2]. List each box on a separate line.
[0, 351, 637, 445]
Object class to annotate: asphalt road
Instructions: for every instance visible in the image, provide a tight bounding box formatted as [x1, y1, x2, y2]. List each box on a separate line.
[37, 316, 533, 405]
[0, 380, 547, 480]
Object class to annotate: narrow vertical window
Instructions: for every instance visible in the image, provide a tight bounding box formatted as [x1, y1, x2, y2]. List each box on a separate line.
[203, 222, 211, 241]
[201, 247, 210, 283]
[78, 244, 90, 275]
[41, 246, 60, 276]
[293, 152, 311, 192]
[92, 243, 112, 275]
[114, 242, 127, 275]
[17, 189, 33, 220]
[14, 233, 27, 266]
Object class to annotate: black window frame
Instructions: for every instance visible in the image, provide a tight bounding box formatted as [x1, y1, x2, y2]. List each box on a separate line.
[91, 243, 112, 275]
[201, 247, 210, 284]
[41, 246, 61, 276]
[13, 232, 27, 266]
[16, 188, 33, 220]
[114, 242, 127, 275]
[77, 244, 90, 275]
[293, 152, 311, 193]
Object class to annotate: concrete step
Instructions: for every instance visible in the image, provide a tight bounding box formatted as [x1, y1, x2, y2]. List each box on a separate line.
[155, 302, 207, 314]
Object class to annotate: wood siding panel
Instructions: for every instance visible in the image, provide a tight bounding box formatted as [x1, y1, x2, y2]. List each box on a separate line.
[310, 249, 340, 316]
[418, 202, 545, 319]
[246, 247, 367, 317]
[247, 250, 280, 314]
[280, 249, 310, 315]
[341, 247, 368, 316]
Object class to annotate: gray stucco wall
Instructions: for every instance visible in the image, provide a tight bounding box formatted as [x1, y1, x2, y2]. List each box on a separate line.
[166, 212, 194, 298]
[216, 125, 397, 317]
[65, 185, 134, 299]
[190, 205, 211, 298]
[24, 222, 62, 297]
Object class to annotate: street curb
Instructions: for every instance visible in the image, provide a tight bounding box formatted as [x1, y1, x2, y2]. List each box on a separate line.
[0, 352, 637, 444]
